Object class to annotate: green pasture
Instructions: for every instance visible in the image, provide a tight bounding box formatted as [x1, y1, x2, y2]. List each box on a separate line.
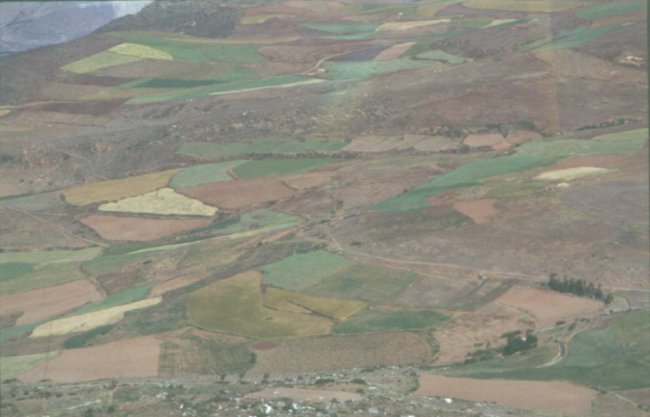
[169, 160, 247, 189]
[541, 24, 622, 50]
[263, 251, 354, 291]
[322, 58, 435, 80]
[301, 22, 379, 34]
[0, 352, 58, 380]
[61, 51, 141, 74]
[209, 209, 301, 236]
[178, 137, 346, 159]
[0, 247, 101, 265]
[516, 128, 648, 157]
[333, 309, 447, 334]
[108, 32, 264, 63]
[121, 66, 258, 89]
[67, 285, 151, 317]
[307, 263, 417, 304]
[232, 158, 338, 178]
[0, 323, 39, 344]
[416, 49, 465, 64]
[0, 262, 33, 282]
[0, 261, 85, 295]
[127, 75, 315, 104]
[375, 155, 558, 211]
[576, 0, 645, 20]
[82, 249, 171, 276]
[0, 191, 63, 211]
[450, 310, 650, 390]
[464, 0, 582, 12]
[360, 3, 420, 18]
[322, 32, 377, 41]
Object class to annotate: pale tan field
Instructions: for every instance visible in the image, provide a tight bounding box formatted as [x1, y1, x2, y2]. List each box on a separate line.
[19, 336, 161, 382]
[98, 188, 217, 216]
[0, 280, 102, 326]
[463, 133, 506, 148]
[30, 297, 162, 337]
[453, 199, 499, 224]
[535, 167, 615, 181]
[417, 374, 597, 416]
[482, 19, 519, 28]
[495, 286, 604, 327]
[63, 169, 179, 206]
[248, 387, 362, 402]
[81, 214, 212, 241]
[375, 42, 415, 61]
[376, 19, 450, 32]
[108, 43, 173, 60]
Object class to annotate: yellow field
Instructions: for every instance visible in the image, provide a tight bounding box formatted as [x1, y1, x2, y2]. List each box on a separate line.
[108, 43, 173, 60]
[464, 0, 582, 12]
[63, 169, 179, 206]
[98, 187, 217, 216]
[376, 19, 450, 32]
[0, 109, 11, 118]
[264, 287, 367, 320]
[30, 298, 161, 337]
[535, 167, 615, 181]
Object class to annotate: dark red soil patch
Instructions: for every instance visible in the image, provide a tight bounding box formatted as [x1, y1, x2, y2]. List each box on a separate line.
[180, 178, 295, 210]
[81, 214, 212, 242]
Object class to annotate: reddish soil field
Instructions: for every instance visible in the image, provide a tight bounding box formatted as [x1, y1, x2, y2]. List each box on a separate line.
[179, 178, 295, 210]
[248, 387, 362, 402]
[495, 286, 604, 327]
[81, 214, 212, 241]
[19, 336, 161, 382]
[0, 280, 102, 326]
[550, 155, 627, 170]
[281, 172, 332, 190]
[375, 42, 415, 61]
[417, 374, 597, 416]
[453, 199, 499, 224]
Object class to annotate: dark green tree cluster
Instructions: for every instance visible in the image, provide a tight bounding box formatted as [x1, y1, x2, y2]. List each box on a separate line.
[502, 330, 538, 356]
[547, 274, 614, 304]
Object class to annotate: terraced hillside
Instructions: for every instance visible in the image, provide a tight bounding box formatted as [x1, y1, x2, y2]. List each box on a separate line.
[0, 1, 647, 416]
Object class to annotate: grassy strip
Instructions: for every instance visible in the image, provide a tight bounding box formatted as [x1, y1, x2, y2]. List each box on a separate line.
[0, 262, 34, 282]
[232, 158, 338, 178]
[576, 0, 645, 20]
[178, 137, 345, 159]
[333, 309, 447, 334]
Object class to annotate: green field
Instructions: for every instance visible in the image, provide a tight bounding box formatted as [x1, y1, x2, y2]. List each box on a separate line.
[516, 128, 648, 157]
[576, 0, 645, 20]
[416, 49, 466, 64]
[169, 160, 247, 189]
[121, 65, 258, 89]
[540, 24, 622, 50]
[0, 352, 58, 380]
[0, 191, 63, 211]
[61, 51, 142, 74]
[127, 75, 317, 104]
[301, 22, 379, 34]
[333, 309, 447, 334]
[0, 323, 39, 343]
[0, 262, 33, 282]
[232, 158, 338, 178]
[375, 155, 558, 211]
[0, 261, 85, 295]
[0, 247, 101, 264]
[322, 32, 377, 41]
[187, 271, 332, 338]
[464, 0, 582, 12]
[66, 285, 151, 316]
[263, 287, 366, 320]
[208, 209, 301, 236]
[178, 137, 346, 159]
[262, 251, 354, 291]
[109, 42, 173, 60]
[82, 249, 172, 276]
[448, 311, 650, 390]
[108, 32, 264, 63]
[322, 58, 436, 80]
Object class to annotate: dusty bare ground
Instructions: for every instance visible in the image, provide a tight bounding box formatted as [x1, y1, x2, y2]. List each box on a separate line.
[281, 172, 332, 190]
[19, 335, 161, 382]
[248, 387, 362, 402]
[453, 199, 499, 224]
[0, 280, 102, 326]
[180, 177, 296, 210]
[81, 214, 212, 241]
[250, 332, 431, 374]
[495, 286, 604, 327]
[417, 374, 597, 417]
[463, 133, 506, 149]
[375, 42, 415, 61]
[434, 302, 532, 364]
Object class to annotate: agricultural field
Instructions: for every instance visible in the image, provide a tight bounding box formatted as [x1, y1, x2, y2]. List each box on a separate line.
[0, 352, 58, 380]
[63, 169, 179, 206]
[463, 0, 583, 12]
[535, 167, 615, 181]
[98, 188, 218, 216]
[0, 261, 86, 295]
[67, 285, 151, 316]
[575, 0, 646, 21]
[108, 42, 173, 60]
[169, 160, 247, 188]
[179, 177, 296, 210]
[321, 58, 436, 80]
[263, 287, 366, 320]
[208, 209, 301, 236]
[178, 137, 346, 159]
[300, 22, 378, 34]
[61, 51, 142, 74]
[232, 158, 338, 179]
[81, 214, 212, 241]
[333, 308, 447, 334]
[186, 271, 332, 338]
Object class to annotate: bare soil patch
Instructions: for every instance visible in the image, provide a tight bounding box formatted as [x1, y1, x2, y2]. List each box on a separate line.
[248, 387, 362, 402]
[281, 172, 332, 190]
[375, 42, 415, 61]
[0, 280, 102, 326]
[417, 374, 597, 417]
[250, 332, 431, 374]
[81, 214, 211, 241]
[495, 286, 604, 327]
[463, 133, 506, 149]
[19, 336, 161, 382]
[453, 199, 499, 224]
[180, 177, 295, 210]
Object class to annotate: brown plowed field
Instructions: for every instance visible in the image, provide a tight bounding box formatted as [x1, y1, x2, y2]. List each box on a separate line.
[282, 172, 332, 190]
[81, 214, 211, 241]
[463, 133, 505, 148]
[417, 374, 597, 417]
[0, 280, 102, 326]
[495, 286, 604, 327]
[453, 199, 499, 224]
[179, 177, 295, 210]
[250, 332, 431, 374]
[19, 336, 161, 382]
